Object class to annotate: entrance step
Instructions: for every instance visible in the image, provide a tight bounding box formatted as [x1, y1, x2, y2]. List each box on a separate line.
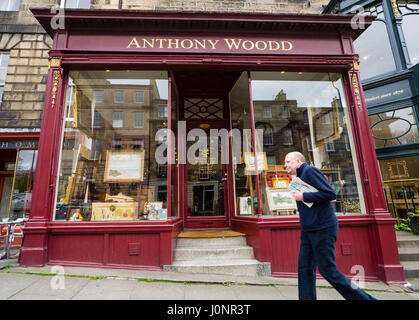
[396, 231, 419, 283]
[163, 230, 271, 277]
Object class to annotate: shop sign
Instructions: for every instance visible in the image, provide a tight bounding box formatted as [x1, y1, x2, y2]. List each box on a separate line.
[0, 140, 38, 149]
[364, 80, 411, 107]
[67, 33, 343, 55]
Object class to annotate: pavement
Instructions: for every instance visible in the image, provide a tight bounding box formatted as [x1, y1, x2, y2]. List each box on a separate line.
[1, 257, 419, 301]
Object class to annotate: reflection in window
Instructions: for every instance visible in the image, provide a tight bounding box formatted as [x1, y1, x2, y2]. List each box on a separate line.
[54, 70, 169, 222]
[0, 53, 9, 103]
[251, 72, 366, 216]
[230, 72, 258, 216]
[60, 0, 90, 9]
[380, 155, 419, 220]
[398, 1, 419, 64]
[6, 150, 37, 220]
[354, 20, 396, 80]
[369, 107, 419, 147]
[0, 0, 20, 11]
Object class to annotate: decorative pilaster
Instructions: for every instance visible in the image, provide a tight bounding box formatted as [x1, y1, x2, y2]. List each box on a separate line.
[19, 56, 65, 266]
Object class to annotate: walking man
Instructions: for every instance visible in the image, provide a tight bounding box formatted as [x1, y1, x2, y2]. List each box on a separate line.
[284, 151, 375, 300]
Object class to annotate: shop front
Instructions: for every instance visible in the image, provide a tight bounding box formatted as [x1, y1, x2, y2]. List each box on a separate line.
[19, 8, 405, 283]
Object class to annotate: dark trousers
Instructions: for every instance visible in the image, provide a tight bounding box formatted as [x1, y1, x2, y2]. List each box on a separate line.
[298, 224, 376, 300]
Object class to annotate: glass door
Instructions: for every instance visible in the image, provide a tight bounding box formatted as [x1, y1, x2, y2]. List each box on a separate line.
[184, 120, 229, 228]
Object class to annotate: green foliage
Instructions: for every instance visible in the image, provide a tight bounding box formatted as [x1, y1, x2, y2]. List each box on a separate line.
[395, 210, 419, 232]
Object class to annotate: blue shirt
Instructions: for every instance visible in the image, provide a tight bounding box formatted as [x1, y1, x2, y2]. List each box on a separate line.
[296, 162, 338, 231]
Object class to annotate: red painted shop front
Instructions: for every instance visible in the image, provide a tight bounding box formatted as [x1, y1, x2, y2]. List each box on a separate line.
[19, 8, 405, 284]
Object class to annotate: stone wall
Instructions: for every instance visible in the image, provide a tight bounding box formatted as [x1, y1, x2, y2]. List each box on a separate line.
[0, 0, 330, 129]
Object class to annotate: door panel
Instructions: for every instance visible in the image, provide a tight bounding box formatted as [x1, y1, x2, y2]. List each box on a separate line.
[184, 120, 230, 228]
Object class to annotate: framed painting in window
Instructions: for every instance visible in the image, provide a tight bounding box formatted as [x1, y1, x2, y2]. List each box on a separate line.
[104, 150, 145, 182]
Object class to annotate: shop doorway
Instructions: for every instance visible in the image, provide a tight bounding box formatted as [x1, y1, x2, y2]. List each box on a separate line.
[173, 70, 242, 228]
[184, 119, 230, 228]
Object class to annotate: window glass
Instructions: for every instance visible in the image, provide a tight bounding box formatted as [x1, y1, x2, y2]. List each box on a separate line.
[230, 72, 258, 216]
[0, 53, 9, 102]
[251, 72, 366, 216]
[7, 150, 37, 220]
[354, 21, 396, 80]
[369, 107, 419, 147]
[54, 70, 169, 222]
[401, 12, 419, 64]
[380, 155, 419, 220]
[0, 0, 20, 11]
[62, 0, 90, 9]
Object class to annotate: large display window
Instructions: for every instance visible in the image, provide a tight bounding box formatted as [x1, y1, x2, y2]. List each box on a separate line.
[54, 70, 170, 222]
[248, 72, 366, 216]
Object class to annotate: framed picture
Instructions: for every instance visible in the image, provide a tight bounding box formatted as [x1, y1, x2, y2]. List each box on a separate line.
[266, 188, 296, 211]
[238, 196, 252, 216]
[104, 150, 144, 182]
[313, 107, 340, 147]
[244, 152, 268, 172]
[144, 201, 163, 220]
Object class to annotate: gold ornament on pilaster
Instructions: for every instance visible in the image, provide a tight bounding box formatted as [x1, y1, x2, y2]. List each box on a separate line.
[351, 73, 362, 109]
[48, 57, 61, 70]
[392, 0, 399, 17]
[51, 70, 61, 109]
[353, 60, 360, 72]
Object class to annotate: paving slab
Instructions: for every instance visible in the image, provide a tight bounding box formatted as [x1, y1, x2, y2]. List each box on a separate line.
[130, 281, 186, 300]
[71, 278, 137, 300]
[8, 275, 89, 300]
[230, 284, 283, 300]
[184, 284, 238, 300]
[0, 273, 42, 300]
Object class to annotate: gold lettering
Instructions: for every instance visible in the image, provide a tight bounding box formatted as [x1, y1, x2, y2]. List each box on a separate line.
[194, 39, 206, 49]
[268, 41, 280, 51]
[127, 37, 141, 48]
[281, 41, 293, 51]
[155, 39, 166, 49]
[208, 39, 219, 50]
[181, 39, 194, 49]
[167, 39, 179, 49]
[255, 41, 267, 51]
[142, 38, 154, 48]
[224, 38, 242, 50]
[242, 40, 255, 51]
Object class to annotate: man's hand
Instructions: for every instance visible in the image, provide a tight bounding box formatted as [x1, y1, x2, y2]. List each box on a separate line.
[290, 190, 303, 201]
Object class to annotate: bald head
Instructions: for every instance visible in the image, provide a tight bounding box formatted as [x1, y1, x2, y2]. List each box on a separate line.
[287, 152, 306, 163]
[284, 152, 306, 175]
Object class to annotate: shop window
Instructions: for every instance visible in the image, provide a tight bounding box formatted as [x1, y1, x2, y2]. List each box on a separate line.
[380, 155, 419, 220]
[2, 150, 38, 221]
[0, 53, 9, 103]
[250, 71, 366, 216]
[0, 0, 20, 11]
[369, 107, 419, 147]
[397, 1, 419, 64]
[54, 70, 169, 222]
[60, 0, 90, 9]
[230, 72, 258, 216]
[354, 4, 396, 80]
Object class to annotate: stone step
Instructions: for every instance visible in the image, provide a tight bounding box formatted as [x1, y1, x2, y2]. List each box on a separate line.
[163, 259, 271, 277]
[396, 231, 419, 248]
[398, 248, 419, 261]
[176, 236, 247, 248]
[401, 261, 419, 278]
[174, 246, 254, 261]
